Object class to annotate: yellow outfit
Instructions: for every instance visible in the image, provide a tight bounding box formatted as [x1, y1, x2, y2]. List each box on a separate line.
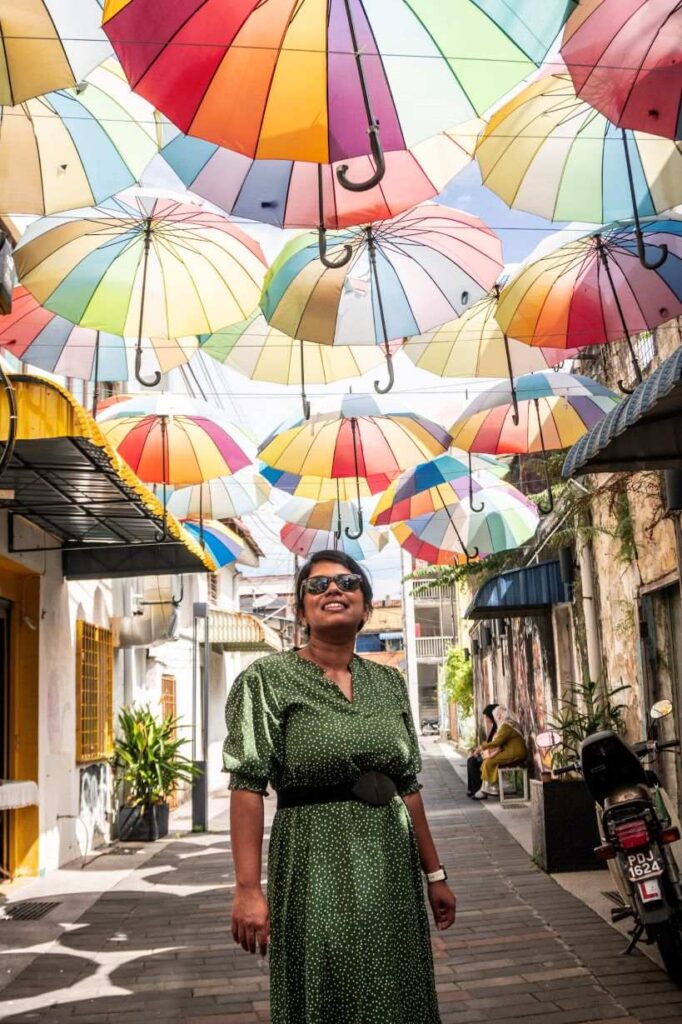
[480, 723, 527, 785]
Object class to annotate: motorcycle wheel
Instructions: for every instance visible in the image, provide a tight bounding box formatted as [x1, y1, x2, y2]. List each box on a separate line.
[655, 922, 682, 985]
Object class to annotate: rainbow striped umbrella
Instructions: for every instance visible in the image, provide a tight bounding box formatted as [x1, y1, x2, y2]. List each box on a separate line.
[277, 496, 372, 536]
[167, 471, 271, 521]
[14, 192, 267, 387]
[258, 394, 451, 538]
[1, 0, 110, 104]
[261, 204, 502, 393]
[259, 465, 391, 502]
[281, 522, 387, 564]
[182, 519, 258, 568]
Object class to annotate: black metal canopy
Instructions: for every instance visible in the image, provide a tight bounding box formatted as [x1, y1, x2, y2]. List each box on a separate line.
[465, 561, 569, 620]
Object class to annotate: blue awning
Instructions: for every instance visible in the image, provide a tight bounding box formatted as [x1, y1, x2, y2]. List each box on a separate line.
[465, 561, 569, 620]
[563, 346, 682, 477]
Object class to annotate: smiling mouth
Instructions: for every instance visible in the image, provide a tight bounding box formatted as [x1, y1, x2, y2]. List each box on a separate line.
[322, 599, 348, 611]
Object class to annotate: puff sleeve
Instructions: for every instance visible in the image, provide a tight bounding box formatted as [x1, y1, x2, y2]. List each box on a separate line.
[222, 663, 284, 795]
[390, 668, 423, 797]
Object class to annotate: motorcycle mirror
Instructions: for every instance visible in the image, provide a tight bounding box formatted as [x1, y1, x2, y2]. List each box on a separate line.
[651, 699, 674, 720]
[536, 730, 561, 751]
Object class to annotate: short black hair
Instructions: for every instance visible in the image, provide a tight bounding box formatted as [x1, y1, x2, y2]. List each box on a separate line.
[295, 550, 373, 618]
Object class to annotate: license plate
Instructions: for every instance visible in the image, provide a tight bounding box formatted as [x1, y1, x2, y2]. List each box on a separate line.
[626, 849, 663, 881]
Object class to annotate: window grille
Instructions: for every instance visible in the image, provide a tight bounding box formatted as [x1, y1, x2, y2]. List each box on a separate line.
[633, 331, 656, 371]
[208, 573, 220, 606]
[160, 674, 177, 732]
[76, 621, 113, 763]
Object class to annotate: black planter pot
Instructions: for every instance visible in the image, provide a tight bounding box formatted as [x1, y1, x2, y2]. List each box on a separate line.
[531, 779, 605, 873]
[117, 802, 169, 842]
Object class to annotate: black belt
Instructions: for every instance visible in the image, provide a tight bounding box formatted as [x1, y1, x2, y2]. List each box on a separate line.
[276, 771, 398, 810]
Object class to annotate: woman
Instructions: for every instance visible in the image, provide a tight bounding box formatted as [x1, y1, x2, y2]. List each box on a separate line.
[466, 703, 498, 797]
[474, 705, 527, 800]
[223, 550, 456, 1024]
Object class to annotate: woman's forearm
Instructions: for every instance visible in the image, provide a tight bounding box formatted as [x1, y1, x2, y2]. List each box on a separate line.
[230, 790, 265, 889]
[402, 791, 440, 874]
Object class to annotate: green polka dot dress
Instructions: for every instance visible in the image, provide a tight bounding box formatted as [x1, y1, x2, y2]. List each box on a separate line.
[223, 650, 442, 1024]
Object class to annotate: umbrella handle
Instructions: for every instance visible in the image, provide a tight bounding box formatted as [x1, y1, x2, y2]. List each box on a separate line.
[345, 505, 364, 540]
[468, 452, 485, 513]
[135, 344, 161, 388]
[464, 544, 480, 566]
[318, 225, 353, 269]
[373, 347, 395, 394]
[621, 129, 668, 270]
[336, 125, 386, 192]
[617, 378, 636, 396]
[299, 340, 312, 419]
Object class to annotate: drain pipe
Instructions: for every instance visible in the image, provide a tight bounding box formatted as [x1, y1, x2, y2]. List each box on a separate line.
[578, 530, 602, 684]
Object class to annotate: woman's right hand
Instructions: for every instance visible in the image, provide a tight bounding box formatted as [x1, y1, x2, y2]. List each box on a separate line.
[231, 884, 270, 955]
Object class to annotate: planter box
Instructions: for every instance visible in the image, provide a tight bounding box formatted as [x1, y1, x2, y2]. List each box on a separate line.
[117, 802, 169, 842]
[531, 779, 604, 873]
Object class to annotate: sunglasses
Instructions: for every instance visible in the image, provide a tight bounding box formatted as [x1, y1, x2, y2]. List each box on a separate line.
[302, 573, 363, 596]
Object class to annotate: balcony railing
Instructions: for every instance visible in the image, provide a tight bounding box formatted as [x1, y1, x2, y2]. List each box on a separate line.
[415, 635, 455, 659]
[412, 583, 458, 603]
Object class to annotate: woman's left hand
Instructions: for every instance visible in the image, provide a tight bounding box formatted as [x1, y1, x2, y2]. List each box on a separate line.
[428, 881, 456, 931]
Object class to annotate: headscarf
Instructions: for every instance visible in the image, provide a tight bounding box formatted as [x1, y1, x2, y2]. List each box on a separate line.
[492, 705, 524, 738]
[482, 703, 498, 741]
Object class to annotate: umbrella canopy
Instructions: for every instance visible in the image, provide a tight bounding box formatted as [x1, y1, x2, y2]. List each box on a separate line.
[475, 72, 682, 245]
[0, 286, 198, 383]
[103, 0, 573, 166]
[281, 522, 387, 564]
[167, 471, 271, 520]
[562, 0, 682, 141]
[1, 0, 111, 104]
[259, 464, 390, 502]
[277, 496, 371, 535]
[14, 192, 267, 387]
[0, 59, 159, 216]
[182, 519, 258, 568]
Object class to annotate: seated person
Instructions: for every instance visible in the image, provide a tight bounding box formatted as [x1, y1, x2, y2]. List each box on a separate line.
[466, 704, 498, 798]
[474, 706, 527, 800]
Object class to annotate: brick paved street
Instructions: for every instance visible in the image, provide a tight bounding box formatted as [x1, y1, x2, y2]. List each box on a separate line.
[3, 742, 682, 1023]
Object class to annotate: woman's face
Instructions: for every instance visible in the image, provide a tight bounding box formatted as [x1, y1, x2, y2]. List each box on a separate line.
[300, 560, 368, 637]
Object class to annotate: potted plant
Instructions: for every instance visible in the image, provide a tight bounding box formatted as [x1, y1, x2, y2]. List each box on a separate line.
[531, 679, 628, 873]
[111, 705, 202, 842]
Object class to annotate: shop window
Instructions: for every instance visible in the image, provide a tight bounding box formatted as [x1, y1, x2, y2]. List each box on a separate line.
[76, 621, 113, 763]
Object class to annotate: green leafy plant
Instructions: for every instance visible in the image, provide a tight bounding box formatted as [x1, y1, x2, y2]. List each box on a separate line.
[442, 647, 474, 718]
[547, 678, 629, 769]
[110, 704, 202, 809]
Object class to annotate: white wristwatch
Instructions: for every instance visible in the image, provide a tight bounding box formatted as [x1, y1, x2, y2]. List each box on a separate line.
[425, 865, 448, 884]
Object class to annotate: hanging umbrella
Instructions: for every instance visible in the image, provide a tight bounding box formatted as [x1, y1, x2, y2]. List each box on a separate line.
[276, 495, 378, 543]
[449, 372, 620, 513]
[0, 58, 159, 216]
[475, 71, 682, 269]
[104, 0, 573, 189]
[14, 191, 267, 388]
[0, 0, 111, 104]
[259, 464, 392, 502]
[181, 519, 258, 568]
[0, 287, 198, 396]
[281, 522, 387, 564]
[200, 312, 403, 418]
[261, 203, 503, 393]
[258, 393, 451, 538]
[494, 218, 682, 391]
[561, 0, 682, 142]
[167, 470, 271, 521]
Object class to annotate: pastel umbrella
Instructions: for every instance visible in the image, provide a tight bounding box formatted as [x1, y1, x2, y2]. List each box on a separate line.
[495, 218, 682, 389]
[259, 465, 390, 502]
[103, 0, 574, 182]
[276, 495, 380, 542]
[258, 393, 452, 538]
[167, 471, 271, 521]
[0, 0, 110, 104]
[0, 58, 159, 216]
[475, 71, 682, 269]
[200, 312, 403, 419]
[0, 287, 198, 391]
[449, 372, 620, 512]
[14, 191, 267, 388]
[261, 204, 503, 393]
[562, 0, 682, 142]
[182, 519, 258, 568]
[281, 522, 387, 564]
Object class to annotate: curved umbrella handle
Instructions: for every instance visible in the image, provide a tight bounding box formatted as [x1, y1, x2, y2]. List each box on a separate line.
[373, 347, 395, 394]
[620, 129, 668, 269]
[337, 125, 386, 193]
[135, 343, 161, 388]
[299, 340, 312, 420]
[464, 543, 480, 566]
[345, 505, 364, 541]
[318, 225, 353, 269]
[537, 489, 555, 516]
[617, 378, 636, 396]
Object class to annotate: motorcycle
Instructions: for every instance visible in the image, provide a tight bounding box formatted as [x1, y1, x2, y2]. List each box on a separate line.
[420, 718, 440, 736]
[554, 699, 682, 982]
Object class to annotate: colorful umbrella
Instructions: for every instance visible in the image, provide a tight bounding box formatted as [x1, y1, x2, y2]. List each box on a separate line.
[200, 312, 403, 419]
[104, 0, 573, 185]
[182, 519, 258, 568]
[258, 394, 451, 537]
[562, 0, 682, 142]
[0, 287, 198, 392]
[276, 495, 374, 539]
[449, 372, 620, 512]
[281, 522, 387, 564]
[259, 464, 390, 502]
[261, 204, 503, 393]
[0, 58, 158, 216]
[1, 0, 111, 104]
[167, 471, 271, 521]
[475, 72, 682, 269]
[14, 192, 267, 388]
[495, 218, 682, 389]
